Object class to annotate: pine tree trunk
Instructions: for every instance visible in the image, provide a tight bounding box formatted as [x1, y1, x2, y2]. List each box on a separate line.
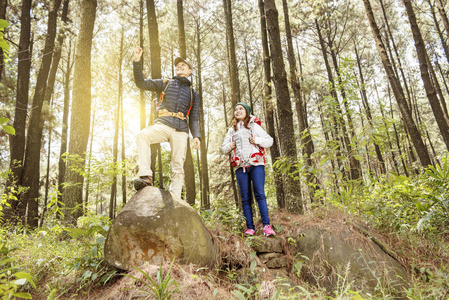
[362, 0, 432, 168]
[41, 108, 52, 227]
[177, 0, 186, 59]
[258, 0, 284, 209]
[195, 20, 210, 209]
[282, 0, 318, 200]
[110, 93, 119, 219]
[436, 0, 449, 40]
[265, 0, 303, 214]
[58, 41, 72, 205]
[315, 19, 346, 179]
[20, 0, 62, 228]
[139, 0, 146, 130]
[427, 50, 449, 121]
[243, 39, 254, 110]
[428, 0, 449, 65]
[174, 0, 195, 202]
[63, 0, 97, 224]
[0, 0, 7, 82]
[403, 0, 449, 151]
[84, 107, 95, 213]
[354, 43, 386, 174]
[221, 83, 240, 209]
[223, 0, 240, 111]
[7, 0, 33, 222]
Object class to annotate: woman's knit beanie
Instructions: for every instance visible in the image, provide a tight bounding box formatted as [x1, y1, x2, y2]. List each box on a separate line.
[234, 102, 252, 116]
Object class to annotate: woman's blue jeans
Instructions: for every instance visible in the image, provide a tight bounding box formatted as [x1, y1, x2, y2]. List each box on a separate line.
[235, 165, 270, 229]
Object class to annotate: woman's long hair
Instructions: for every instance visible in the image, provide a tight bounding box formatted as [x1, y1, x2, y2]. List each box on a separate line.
[232, 114, 251, 131]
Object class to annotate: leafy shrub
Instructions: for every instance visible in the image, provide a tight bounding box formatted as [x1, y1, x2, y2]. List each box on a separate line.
[0, 242, 35, 299]
[122, 260, 179, 300]
[355, 157, 449, 236]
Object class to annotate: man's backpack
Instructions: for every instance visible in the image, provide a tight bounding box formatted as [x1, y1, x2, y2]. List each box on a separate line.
[157, 80, 194, 117]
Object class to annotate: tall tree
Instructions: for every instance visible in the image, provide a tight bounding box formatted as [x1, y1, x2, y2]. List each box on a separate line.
[109, 29, 125, 220]
[223, 0, 240, 112]
[177, 0, 186, 59]
[7, 0, 33, 221]
[176, 0, 195, 202]
[427, 0, 449, 65]
[146, 0, 166, 190]
[63, 0, 97, 223]
[20, 0, 62, 227]
[0, 0, 7, 82]
[402, 0, 449, 151]
[282, 0, 318, 199]
[194, 18, 210, 209]
[362, 0, 432, 168]
[265, 0, 303, 214]
[258, 0, 284, 209]
[139, 0, 146, 130]
[58, 40, 72, 204]
[435, 0, 449, 42]
[354, 42, 386, 175]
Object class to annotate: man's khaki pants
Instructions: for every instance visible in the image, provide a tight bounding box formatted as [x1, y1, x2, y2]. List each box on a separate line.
[137, 123, 188, 198]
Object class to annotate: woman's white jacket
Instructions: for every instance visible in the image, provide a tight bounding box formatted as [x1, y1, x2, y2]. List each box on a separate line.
[221, 116, 273, 168]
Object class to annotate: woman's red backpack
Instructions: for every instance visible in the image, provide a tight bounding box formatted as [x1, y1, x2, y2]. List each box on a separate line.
[250, 117, 266, 164]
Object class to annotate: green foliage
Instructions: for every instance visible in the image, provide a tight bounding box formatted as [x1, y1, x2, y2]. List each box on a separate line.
[199, 198, 245, 233]
[122, 260, 179, 300]
[0, 243, 35, 299]
[354, 158, 449, 236]
[0, 117, 14, 135]
[0, 19, 9, 60]
[0, 169, 29, 223]
[62, 152, 133, 210]
[416, 158, 449, 233]
[231, 283, 259, 300]
[66, 213, 114, 286]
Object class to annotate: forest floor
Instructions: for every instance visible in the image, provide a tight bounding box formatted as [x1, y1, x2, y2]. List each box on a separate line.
[26, 206, 446, 300]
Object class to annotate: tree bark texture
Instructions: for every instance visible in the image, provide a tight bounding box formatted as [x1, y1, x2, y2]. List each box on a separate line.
[354, 43, 386, 174]
[58, 41, 72, 204]
[139, 0, 146, 130]
[436, 0, 449, 41]
[174, 0, 195, 202]
[177, 0, 186, 59]
[223, 0, 240, 111]
[264, 0, 303, 214]
[0, 0, 7, 82]
[363, 0, 432, 168]
[258, 0, 284, 209]
[8, 0, 33, 219]
[20, 0, 62, 228]
[402, 0, 449, 151]
[63, 0, 97, 224]
[195, 20, 210, 209]
[282, 0, 318, 199]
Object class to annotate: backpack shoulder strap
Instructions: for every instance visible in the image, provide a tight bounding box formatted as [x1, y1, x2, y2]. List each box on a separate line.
[186, 86, 194, 117]
[157, 79, 170, 110]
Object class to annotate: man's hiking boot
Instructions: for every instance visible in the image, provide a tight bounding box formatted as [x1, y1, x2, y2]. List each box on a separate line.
[133, 176, 153, 191]
[263, 225, 276, 237]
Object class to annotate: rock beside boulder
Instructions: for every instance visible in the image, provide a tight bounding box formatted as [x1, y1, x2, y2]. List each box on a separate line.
[290, 223, 409, 295]
[104, 187, 216, 271]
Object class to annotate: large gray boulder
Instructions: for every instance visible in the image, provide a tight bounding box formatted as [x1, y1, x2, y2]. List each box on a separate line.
[104, 187, 216, 271]
[290, 222, 409, 295]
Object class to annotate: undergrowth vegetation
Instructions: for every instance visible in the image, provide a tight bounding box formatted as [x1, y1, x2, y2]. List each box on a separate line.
[1, 158, 448, 299]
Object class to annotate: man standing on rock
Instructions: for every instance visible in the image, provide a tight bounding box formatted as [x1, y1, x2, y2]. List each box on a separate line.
[132, 41, 201, 198]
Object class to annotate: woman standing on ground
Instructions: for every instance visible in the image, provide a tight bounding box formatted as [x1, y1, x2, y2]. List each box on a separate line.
[221, 103, 276, 237]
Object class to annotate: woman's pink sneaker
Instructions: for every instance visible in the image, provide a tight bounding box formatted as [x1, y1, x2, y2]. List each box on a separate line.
[244, 229, 255, 236]
[263, 225, 276, 236]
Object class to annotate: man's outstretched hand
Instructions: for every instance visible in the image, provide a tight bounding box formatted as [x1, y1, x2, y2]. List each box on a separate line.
[133, 39, 143, 62]
[192, 137, 200, 150]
